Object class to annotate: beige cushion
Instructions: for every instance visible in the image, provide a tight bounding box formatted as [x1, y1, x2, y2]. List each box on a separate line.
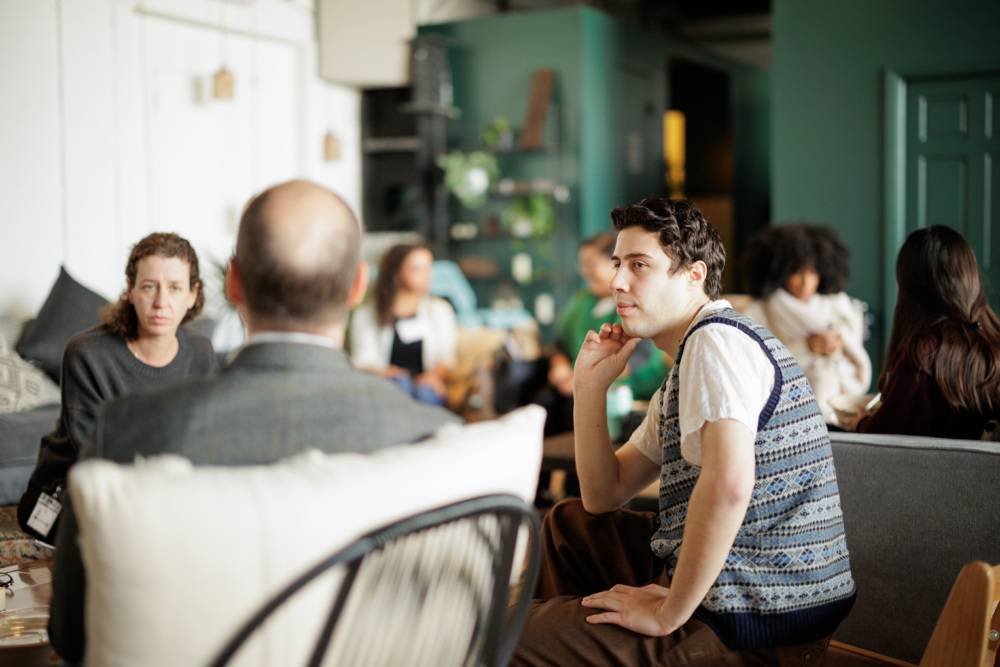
[69, 405, 545, 667]
[0, 333, 60, 413]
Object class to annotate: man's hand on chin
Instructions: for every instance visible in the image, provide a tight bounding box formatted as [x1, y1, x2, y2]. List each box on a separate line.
[573, 322, 641, 392]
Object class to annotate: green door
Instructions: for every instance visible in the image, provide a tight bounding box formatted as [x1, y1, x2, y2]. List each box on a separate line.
[902, 73, 1000, 301]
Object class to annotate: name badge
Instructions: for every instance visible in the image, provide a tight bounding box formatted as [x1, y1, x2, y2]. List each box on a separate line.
[26, 492, 62, 538]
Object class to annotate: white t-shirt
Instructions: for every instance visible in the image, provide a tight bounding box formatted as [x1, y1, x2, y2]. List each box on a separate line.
[629, 300, 776, 466]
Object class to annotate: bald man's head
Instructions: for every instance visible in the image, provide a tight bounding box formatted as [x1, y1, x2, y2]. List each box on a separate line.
[235, 180, 362, 326]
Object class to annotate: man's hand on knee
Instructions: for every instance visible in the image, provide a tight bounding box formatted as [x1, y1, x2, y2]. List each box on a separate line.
[581, 583, 676, 636]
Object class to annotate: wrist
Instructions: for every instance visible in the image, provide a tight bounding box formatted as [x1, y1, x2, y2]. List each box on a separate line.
[655, 601, 685, 636]
[574, 383, 610, 402]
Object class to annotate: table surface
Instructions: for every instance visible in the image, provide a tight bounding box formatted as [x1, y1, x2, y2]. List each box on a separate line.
[2, 558, 52, 613]
[1, 558, 62, 666]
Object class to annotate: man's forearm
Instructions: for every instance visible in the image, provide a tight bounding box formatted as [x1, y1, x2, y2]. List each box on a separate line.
[655, 468, 753, 631]
[570, 322, 653, 513]
[656, 420, 755, 631]
[577, 438, 753, 637]
[573, 385, 620, 513]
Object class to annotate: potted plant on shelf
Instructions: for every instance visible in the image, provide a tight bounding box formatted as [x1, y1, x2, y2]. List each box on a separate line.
[481, 116, 514, 151]
[437, 150, 500, 210]
[500, 194, 555, 238]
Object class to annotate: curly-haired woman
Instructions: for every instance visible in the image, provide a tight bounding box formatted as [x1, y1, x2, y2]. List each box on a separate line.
[738, 223, 871, 423]
[18, 232, 217, 542]
[349, 243, 456, 406]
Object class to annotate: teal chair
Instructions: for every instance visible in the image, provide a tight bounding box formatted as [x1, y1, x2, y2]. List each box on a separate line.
[430, 260, 532, 329]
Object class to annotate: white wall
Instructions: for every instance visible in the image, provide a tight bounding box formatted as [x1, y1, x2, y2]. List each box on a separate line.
[0, 0, 361, 320]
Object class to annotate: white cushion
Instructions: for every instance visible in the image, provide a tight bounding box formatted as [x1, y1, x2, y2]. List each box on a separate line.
[0, 331, 60, 413]
[69, 404, 545, 667]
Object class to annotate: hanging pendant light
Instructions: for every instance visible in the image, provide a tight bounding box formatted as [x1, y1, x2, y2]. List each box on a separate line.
[213, 0, 234, 99]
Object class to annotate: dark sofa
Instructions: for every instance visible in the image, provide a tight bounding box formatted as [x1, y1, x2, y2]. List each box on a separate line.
[0, 405, 58, 506]
[0, 267, 110, 506]
[829, 430, 1000, 662]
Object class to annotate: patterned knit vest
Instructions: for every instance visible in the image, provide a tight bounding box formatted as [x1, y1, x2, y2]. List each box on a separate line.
[651, 307, 856, 648]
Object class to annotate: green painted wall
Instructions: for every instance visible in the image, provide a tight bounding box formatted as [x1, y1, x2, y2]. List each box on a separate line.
[578, 10, 668, 236]
[772, 0, 1000, 370]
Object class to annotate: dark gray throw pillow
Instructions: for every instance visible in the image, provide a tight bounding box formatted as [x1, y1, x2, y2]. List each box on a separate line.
[16, 266, 109, 382]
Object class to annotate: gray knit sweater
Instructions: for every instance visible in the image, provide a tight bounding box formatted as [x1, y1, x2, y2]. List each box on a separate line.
[18, 325, 216, 536]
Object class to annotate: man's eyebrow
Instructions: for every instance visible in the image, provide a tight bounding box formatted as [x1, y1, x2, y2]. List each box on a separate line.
[611, 252, 654, 262]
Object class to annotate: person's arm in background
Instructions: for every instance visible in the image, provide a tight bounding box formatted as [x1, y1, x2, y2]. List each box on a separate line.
[47, 391, 113, 665]
[849, 350, 929, 434]
[415, 297, 457, 396]
[831, 294, 872, 394]
[548, 350, 574, 396]
[61, 340, 110, 457]
[19, 336, 108, 536]
[347, 304, 401, 378]
[48, 493, 86, 664]
[547, 291, 587, 397]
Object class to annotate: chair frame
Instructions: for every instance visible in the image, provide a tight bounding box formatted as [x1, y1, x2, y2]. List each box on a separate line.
[210, 494, 541, 667]
[826, 561, 1000, 667]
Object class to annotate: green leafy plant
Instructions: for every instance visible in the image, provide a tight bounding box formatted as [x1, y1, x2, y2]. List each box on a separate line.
[210, 256, 237, 312]
[500, 194, 555, 238]
[481, 116, 514, 150]
[437, 150, 500, 210]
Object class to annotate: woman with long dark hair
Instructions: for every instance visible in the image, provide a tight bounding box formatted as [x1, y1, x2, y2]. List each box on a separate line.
[349, 243, 456, 406]
[848, 225, 1000, 437]
[18, 233, 217, 542]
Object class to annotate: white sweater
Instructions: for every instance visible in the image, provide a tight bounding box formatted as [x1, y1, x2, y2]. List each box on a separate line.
[349, 295, 457, 373]
[738, 289, 872, 421]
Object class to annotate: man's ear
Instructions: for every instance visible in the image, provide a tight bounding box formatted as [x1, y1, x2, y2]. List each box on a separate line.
[688, 260, 708, 286]
[225, 257, 243, 307]
[348, 260, 370, 308]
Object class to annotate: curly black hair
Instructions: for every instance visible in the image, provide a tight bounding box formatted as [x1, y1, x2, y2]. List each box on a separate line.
[740, 223, 851, 300]
[610, 198, 726, 299]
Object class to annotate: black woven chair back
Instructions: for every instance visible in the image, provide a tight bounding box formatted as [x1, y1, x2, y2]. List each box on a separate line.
[210, 494, 541, 667]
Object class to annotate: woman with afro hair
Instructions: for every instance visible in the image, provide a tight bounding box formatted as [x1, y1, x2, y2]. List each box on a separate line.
[738, 223, 871, 424]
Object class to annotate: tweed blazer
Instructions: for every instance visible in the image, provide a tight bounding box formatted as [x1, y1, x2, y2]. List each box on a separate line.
[49, 342, 461, 663]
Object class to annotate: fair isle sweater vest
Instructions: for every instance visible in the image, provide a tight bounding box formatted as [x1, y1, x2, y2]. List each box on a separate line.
[651, 308, 856, 648]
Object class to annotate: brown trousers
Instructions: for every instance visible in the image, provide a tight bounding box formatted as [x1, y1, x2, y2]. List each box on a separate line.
[510, 499, 830, 667]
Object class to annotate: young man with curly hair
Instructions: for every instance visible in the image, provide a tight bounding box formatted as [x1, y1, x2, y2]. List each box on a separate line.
[512, 198, 856, 666]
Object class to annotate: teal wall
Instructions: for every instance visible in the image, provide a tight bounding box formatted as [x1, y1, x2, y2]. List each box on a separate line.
[772, 0, 1000, 369]
[578, 10, 667, 236]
